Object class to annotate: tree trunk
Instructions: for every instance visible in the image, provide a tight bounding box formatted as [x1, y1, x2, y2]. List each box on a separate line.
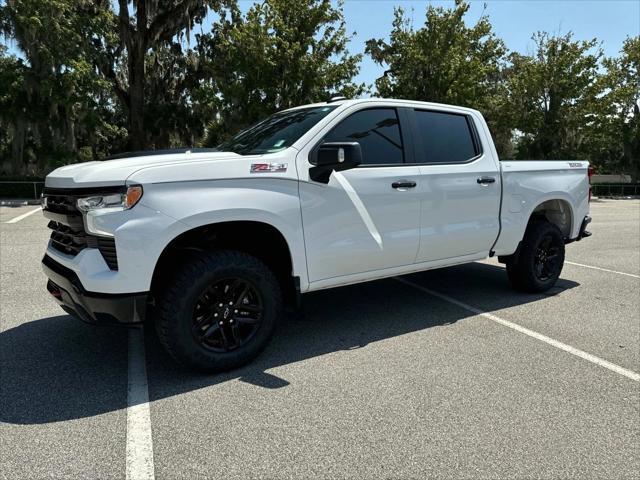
[65, 108, 77, 153]
[128, 43, 146, 151]
[10, 119, 26, 175]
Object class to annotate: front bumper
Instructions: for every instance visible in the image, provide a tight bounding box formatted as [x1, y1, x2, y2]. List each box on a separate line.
[42, 254, 148, 325]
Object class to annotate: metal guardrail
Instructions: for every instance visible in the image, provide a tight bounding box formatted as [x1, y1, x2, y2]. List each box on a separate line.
[0, 181, 45, 199]
[591, 183, 640, 197]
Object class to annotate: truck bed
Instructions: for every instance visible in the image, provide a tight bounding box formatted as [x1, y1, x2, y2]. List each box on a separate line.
[493, 160, 590, 256]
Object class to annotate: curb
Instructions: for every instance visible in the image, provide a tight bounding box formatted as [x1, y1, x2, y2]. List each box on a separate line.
[0, 199, 41, 207]
[592, 196, 640, 201]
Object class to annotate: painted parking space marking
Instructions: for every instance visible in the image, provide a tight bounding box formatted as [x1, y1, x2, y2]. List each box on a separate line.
[126, 327, 155, 480]
[565, 261, 640, 279]
[395, 277, 640, 382]
[4, 207, 41, 224]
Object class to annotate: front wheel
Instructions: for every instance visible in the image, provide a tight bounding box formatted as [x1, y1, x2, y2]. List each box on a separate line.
[506, 221, 565, 293]
[156, 250, 282, 372]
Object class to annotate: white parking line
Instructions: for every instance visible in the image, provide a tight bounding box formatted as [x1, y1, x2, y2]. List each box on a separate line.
[4, 207, 41, 224]
[395, 277, 640, 382]
[126, 327, 155, 480]
[565, 261, 640, 279]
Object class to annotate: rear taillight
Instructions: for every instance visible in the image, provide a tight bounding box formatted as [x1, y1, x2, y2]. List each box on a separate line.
[588, 166, 594, 202]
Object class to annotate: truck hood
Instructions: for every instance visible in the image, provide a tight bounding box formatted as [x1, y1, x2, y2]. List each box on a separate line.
[45, 151, 243, 189]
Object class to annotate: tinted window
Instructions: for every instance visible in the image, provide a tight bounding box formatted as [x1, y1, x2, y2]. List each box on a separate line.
[324, 108, 404, 165]
[414, 110, 477, 164]
[218, 106, 337, 155]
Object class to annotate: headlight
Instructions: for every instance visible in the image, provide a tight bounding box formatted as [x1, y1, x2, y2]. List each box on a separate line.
[77, 185, 143, 212]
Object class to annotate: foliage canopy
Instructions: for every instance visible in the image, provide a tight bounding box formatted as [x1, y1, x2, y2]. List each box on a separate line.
[0, 0, 638, 180]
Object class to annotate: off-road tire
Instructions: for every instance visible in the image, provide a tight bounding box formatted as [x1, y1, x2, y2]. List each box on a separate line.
[155, 250, 282, 372]
[506, 221, 565, 293]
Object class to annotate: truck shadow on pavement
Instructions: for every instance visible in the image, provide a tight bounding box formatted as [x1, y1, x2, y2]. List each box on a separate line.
[1, 262, 578, 424]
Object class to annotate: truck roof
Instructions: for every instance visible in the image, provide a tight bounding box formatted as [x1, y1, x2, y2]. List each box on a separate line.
[285, 97, 481, 116]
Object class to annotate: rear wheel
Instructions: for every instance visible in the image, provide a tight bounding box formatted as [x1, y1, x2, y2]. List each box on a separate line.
[156, 250, 281, 372]
[506, 221, 565, 293]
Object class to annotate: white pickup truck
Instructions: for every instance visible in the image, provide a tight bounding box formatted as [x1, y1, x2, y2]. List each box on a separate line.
[41, 98, 592, 371]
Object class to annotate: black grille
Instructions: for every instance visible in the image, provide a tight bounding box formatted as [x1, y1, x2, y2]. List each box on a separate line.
[43, 188, 120, 270]
[45, 194, 78, 215]
[48, 220, 87, 256]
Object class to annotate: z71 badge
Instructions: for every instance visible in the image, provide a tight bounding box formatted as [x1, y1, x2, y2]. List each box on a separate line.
[250, 163, 288, 173]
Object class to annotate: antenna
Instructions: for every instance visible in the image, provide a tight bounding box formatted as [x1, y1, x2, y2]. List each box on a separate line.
[327, 96, 347, 103]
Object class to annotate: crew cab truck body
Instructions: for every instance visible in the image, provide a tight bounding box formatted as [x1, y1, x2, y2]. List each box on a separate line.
[41, 98, 591, 371]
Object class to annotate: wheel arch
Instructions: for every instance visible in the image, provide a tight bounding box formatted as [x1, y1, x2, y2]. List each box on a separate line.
[150, 220, 299, 307]
[528, 197, 574, 238]
[498, 196, 574, 264]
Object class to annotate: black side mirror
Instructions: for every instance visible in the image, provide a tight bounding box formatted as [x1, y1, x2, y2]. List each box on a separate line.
[309, 142, 362, 183]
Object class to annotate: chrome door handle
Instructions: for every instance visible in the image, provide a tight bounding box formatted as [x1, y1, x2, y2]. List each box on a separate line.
[477, 176, 496, 185]
[392, 181, 417, 189]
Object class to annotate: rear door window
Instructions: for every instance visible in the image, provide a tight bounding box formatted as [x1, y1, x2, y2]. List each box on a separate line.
[414, 110, 478, 164]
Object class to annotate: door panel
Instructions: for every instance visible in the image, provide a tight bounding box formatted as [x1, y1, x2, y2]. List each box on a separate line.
[415, 162, 501, 262]
[299, 106, 422, 282]
[300, 166, 421, 281]
[410, 109, 501, 262]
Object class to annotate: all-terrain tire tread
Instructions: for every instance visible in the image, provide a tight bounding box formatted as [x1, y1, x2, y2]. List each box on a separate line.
[505, 221, 565, 293]
[155, 249, 281, 371]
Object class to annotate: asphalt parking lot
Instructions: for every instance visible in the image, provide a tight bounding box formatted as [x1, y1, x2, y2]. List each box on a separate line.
[1, 199, 638, 479]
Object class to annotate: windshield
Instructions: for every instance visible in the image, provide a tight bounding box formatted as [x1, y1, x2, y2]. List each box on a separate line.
[218, 106, 337, 155]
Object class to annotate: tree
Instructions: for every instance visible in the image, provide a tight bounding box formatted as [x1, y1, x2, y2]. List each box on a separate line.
[0, 0, 636, 178]
[0, 0, 124, 174]
[0, 0, 231, 168]
[142, 44, 206, 148]
[0, 45, 27, 173]
[94, 0, 232, 150]
[364, 0, 511, 155]
[507, 32, 603, 160]
[589, 36, 639, 179]
[196, 0, 363, 145]
[366, 1, 505, 104]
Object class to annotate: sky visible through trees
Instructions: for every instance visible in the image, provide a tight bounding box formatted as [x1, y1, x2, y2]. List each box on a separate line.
[0, 0, 638, 180]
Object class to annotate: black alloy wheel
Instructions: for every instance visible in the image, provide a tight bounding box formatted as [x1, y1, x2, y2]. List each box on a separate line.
[156, 249, 282, 372]
[505, 221, 565, 293]
[533, 234, 562, 281]
[192, 278, 264, 352]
